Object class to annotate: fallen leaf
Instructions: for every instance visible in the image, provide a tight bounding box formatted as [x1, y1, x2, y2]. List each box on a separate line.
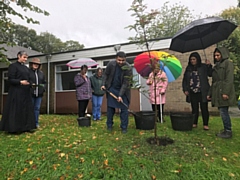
[151, 175, 156, 180]
[233, 153, 238, 157]
[60, 153, 65, 157]
[115, 138, 119, 140]
[77, 174, 83, 178]
[29, 161, 33, 165]
[80, 158, 85, 163]
[104, 159, 108, 166]
[229, 173, 235, 177]
[222, 157, 227, 161]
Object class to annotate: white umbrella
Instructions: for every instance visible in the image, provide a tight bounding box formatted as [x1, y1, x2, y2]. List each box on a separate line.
[66, 58, 98, 68]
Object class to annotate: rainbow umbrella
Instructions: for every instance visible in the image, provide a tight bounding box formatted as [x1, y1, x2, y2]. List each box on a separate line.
[158, 51, 182, 82]
[134, 51, 182, 82]
[134, 51, 160, 77]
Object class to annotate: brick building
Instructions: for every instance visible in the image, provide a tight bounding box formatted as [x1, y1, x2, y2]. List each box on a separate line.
[0, 38, 217, 115]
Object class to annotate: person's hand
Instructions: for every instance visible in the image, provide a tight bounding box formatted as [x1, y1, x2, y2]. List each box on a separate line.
[222, 94, 229, 100]
[184, 91, 189, 96]
[101, 86, 105, 90]
[207, 95, 211, 101]
[20, 80, 29, 85]
[147, 79, 153, 85]
[205, 59, 211, 65]
[117, 97, 123, 103]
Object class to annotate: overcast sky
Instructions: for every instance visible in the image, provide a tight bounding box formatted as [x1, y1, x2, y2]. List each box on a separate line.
[12, 0, 238, 48]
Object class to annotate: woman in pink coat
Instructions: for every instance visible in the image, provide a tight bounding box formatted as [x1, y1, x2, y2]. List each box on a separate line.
[146, 67, 168, 122]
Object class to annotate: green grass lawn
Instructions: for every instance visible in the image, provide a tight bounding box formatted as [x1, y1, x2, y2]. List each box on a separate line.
[0, 114, 240, 180]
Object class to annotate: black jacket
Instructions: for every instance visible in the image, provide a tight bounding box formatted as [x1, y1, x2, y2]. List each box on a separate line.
[182, 53, 212, 103]
[102, 60, 132, 102]
[29, 69, 46, 97]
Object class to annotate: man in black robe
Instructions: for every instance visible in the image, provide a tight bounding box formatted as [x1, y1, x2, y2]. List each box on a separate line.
[0, 51, 36, 133]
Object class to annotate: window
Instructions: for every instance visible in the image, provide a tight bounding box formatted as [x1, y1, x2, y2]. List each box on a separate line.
[55, 56, 140, 91]
[55, 65, 96, 91]
[2, 71, 9, 94]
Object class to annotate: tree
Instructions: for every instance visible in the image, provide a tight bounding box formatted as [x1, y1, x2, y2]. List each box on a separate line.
[62, 40, 84, 52]
[220, 7, 240, 96]
[126, 0, 198, 144]
[0, 24, 85, 54]
[0, 0, 49, 62]
[126, 0, 199, 44]
[127, 0, 170, 144]
[153, 1, 200, 38]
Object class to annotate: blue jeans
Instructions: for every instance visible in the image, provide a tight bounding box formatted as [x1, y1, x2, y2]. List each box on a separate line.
[32, 97, 42, 126]
[107, 106, 129, 130]
[218, 106, 232, 131]
[92, 95, 103, 120]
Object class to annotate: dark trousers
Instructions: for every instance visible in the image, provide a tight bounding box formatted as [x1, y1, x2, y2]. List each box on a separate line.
[78, 100, 89, 117]
[151, 104, 164, 121]
[190, 92, 209, 126]
[218, 106, 232, 131]
[106, 106, 129, 130]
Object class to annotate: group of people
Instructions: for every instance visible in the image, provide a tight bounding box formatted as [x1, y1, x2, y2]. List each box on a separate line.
[182, 47, 235, 138]
[0, 47, 236, 138]
[74, 65, 105, 121]
[74, 51, 132, 134]
[0, 51, 46, 134]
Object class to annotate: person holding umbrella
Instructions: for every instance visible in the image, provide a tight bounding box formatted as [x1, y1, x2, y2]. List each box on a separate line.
[146, 65, 168, 123]
[207, 47, 236, 138]
[101, 51, 132, 134]
[182, 52, 212, 130]
[74, 64, 92, 118]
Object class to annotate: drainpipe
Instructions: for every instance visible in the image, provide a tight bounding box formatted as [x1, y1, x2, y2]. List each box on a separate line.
[46, 54, 52, 114]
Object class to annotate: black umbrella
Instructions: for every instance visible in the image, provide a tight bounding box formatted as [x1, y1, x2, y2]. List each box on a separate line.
[169, 17, 237, 58]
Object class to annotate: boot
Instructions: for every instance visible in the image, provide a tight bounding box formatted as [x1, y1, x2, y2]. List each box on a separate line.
[216, 129, 232, 139]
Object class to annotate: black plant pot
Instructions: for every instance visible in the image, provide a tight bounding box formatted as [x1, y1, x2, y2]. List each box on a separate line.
[134, 111, 155, 130]
[77, 117, 91, 127]
[170, 112, 194, 131]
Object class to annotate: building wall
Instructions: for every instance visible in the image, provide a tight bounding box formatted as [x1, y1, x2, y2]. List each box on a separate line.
[0, 40, 219, 115]
[165, 46, 218, 114]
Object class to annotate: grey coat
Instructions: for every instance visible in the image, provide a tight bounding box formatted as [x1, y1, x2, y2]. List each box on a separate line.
[102, 60, 132, 102]
[208, 47, 236, 107]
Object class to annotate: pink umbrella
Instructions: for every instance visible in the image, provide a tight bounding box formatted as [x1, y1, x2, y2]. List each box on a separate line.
[66, 58, 98, 68]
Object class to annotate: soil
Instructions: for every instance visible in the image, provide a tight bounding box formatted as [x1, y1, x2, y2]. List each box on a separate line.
[146, 136, 174, 146]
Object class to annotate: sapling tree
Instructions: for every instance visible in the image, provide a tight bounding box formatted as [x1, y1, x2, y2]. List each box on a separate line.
[126, 0, 166, 142]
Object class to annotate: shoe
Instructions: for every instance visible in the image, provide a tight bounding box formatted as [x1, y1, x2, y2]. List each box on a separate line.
[122, 129, 127, 134]
[107, 127, 112, 131]
[216, 129, 232, 139]
[203, 126, 209, 130]
[192, 124, 197, 128]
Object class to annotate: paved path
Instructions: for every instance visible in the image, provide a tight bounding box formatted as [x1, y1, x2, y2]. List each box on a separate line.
[229, 107, 239, 117]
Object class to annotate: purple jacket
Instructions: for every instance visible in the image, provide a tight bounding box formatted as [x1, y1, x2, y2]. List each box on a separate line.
[74, 73, 92, 100]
